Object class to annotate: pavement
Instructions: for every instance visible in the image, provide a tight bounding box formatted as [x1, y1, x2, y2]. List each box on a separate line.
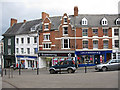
[1, 67, 120, 89]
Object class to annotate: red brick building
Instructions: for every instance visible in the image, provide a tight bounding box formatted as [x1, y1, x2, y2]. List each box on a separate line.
[38, 6, 118, 67]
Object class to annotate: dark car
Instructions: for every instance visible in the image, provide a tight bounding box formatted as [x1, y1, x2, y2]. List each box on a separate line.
[49, 59, 76, 74]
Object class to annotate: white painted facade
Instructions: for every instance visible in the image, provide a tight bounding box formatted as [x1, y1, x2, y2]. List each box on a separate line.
[112, 27, 120, 59]
[15, 33, 45, 69]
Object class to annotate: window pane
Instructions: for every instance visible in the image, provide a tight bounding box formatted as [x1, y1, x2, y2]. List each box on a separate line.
[82, 29, 88, 36]
[115, 40, 119, 48]
[103, 29, 108, 36]
[83, 41, 88, 48]
[93, 41, 98, 48]
[64, 39, 68, 48]
[93, 29, 98, 36]
[114, 29, 119, 36]
[103, 40, 108, 49]
[64, 27, 68, 35]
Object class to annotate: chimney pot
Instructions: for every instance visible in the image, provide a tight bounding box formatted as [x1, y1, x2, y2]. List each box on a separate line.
[24, 20, 26, 23]
[10, 18, 17, 26]
[74, 6, 78, 16]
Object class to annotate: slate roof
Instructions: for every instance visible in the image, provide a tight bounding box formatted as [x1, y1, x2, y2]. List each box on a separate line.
[3, 14, 119, 36]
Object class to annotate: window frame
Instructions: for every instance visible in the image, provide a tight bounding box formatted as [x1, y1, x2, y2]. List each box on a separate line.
[21, 38, 24, 44]
[82, 29, 88, 36]
[8, 38, 11, 45]
[103, 40, 108, 49]
[93, 29, 98, 36]
[8, 48, 11, 55]
[83, 41, 88, 49]
[27, 48, 30, 54]
[114, 40, 119, 48]
[103, 29, 108, 36]
[114, 29, 119, 36]
[93, 40, 98, 49]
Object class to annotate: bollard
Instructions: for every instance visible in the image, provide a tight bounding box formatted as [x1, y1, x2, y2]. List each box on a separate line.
[8, 67, 10, 78]
[37, 68, 39, 75]
[85, 65, 87, 73]
[19, 64, 21, 75]
[5, 68, 7, 75]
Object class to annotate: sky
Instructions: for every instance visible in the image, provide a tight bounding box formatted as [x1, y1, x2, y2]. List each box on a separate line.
[0, 0, 120, 40]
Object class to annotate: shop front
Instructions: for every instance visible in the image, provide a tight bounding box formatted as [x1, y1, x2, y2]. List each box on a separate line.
[75, 50, 112, 67]
[38, 51, 75, 68]
[16, 55, 38, 69]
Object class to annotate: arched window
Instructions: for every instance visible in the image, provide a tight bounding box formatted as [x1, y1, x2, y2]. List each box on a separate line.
[101, 17, 108, 25]
[116, 18, 120, 25]
[82, 17, 88, 25]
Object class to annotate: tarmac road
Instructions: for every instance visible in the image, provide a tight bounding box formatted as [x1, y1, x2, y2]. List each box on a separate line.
[1, 68, 119, 88]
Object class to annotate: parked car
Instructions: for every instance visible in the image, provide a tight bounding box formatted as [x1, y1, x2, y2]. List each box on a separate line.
[95, 59, 120, 71]
[49, 59, 76, 74]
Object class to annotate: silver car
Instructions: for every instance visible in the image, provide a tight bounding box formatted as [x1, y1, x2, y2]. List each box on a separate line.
[95, 59, 120, 71]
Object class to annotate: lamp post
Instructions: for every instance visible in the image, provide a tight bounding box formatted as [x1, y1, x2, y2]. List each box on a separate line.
[37, 30, 39, 75]
[1, 43, 3, 77]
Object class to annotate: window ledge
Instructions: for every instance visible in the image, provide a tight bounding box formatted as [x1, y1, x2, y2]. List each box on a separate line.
[61, 48, 70, 49]
[43, 40, 50, 42]
[43, 48, 51, 50]
[44, 29, 49, 31]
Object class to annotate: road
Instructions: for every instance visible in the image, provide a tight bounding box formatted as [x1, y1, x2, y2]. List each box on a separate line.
[1, 67, 120, 88]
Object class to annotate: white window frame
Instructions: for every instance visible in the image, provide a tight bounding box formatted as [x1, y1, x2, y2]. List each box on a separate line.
[43, 34, 50, 41]
[34, 37, 37, 43]
[21, 48, 24, 54]
[16, 48, 19, 54]
[103, 40, 108, 49]
[62, 39, 70, 49]
[63, 16, 67, 24]
[114, 40, 119, 48]
[8, 38, 11, 45]
[102, 18, 108, 26]
[21, 38, 24, 44]
[82, 29, 88, 36]
[114, 29, 119, 36]
[116, 18, 120, 25]
[8, 48, 11, 55]
[83, 40, 88, 49]
[93, 40, 98, 49]
[63, 27, 68, 36]
[44, 23, 49, 31]
[93, 29, 98, 36]
[16, 38, 19, 44]
[82, 17, 88, 25]
[27, 37, 30, 44]
[27, 48, 30, 54]
[43, 43, 51, 49]
[103, 29, 108, 36]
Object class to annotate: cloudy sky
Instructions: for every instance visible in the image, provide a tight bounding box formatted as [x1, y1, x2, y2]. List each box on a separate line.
[0, 0, 120, 39]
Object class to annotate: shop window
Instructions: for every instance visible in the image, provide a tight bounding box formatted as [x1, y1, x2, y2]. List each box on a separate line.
[82, 29, 88, 36]
[114, 29, 119, 36]
[103, 40, 108, 49]
[93, 29, 98, 36]
[8, 38, 11, 45]
[63, 27, 68, 35]
[103, 29, 108, 36]
[77, 55, 94, 64]
[93, 41, 98, 49]
[83, 41, 88, 49]
[115, 40, 119, 48]
[43, 43, 51, 49]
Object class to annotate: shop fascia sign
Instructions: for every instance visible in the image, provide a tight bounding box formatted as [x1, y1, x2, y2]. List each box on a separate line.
[77, 51, 101, 55]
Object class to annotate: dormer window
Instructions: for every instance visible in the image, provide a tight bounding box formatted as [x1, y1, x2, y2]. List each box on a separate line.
[101, 17, 108, 25]
[82, 17, 88, 25]
[31, 26, 36, 32]
[116, 18, 120, 25]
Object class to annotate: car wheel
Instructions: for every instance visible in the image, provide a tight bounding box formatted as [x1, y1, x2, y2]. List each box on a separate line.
[67, 69, 73, 73]
[102, 67, 107, 72]
[50, 69, 55, 74]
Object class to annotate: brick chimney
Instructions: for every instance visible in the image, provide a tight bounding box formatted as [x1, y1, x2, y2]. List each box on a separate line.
[10, 18, 17, 26]
[23, 20, 26, 23]
[42, 12, 49, 20]
[74, 6, 78, 16]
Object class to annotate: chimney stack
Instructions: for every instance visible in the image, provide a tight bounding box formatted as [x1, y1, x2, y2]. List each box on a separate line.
[42, 12, 49, 20]
[24, 20, 26, 23]
[74, 6, 78, 16]
[10, 18, 17, 26]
